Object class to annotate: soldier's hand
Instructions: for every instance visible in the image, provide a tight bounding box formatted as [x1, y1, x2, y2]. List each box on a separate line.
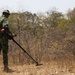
[12, 34, 17, 37]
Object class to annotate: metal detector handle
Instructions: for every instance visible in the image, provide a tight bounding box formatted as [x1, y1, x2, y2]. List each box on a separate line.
[12, 38, 40, 65]
[6, 33, 43, 66]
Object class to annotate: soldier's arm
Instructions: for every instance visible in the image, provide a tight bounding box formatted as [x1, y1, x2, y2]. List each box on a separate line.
[2, 18, 12, 35]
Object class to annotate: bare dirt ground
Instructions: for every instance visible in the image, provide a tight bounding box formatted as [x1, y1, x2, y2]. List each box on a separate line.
[0, 60, 75, 75]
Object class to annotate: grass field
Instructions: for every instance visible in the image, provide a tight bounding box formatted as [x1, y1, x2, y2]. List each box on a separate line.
[0, 60, 75, 75]
[0, 45, 75, 75]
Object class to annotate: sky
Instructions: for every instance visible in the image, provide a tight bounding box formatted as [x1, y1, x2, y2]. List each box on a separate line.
[0, 0, 75, 14]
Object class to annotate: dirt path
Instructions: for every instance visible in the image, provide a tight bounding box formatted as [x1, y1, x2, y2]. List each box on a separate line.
[0, 62, 75, 75]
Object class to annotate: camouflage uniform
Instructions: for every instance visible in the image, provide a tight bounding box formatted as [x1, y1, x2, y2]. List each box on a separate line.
[0, 10, 14, 73]
[0, 16, 9, 66]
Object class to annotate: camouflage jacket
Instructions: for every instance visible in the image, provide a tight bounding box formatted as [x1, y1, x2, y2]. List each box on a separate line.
[0, 16, 10, 38]
[0, 16, 9, 29]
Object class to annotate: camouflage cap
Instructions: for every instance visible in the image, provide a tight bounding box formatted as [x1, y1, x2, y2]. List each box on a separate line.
[3, 10, 10, 15]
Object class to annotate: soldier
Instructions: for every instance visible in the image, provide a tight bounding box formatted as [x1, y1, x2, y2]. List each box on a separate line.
[0, 10, 14, 72]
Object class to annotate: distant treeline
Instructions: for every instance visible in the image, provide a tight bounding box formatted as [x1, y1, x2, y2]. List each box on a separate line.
[8, 8, 75, 65]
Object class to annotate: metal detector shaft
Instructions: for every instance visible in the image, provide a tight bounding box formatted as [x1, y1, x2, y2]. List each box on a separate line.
[12, 38, 39, 65]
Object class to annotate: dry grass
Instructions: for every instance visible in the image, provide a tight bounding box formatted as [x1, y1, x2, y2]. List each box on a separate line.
[0, 41, 75, 75]
[0, 60, 75, 75]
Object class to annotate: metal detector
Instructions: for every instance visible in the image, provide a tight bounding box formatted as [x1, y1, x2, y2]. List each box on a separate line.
[11, 38, 43, 66]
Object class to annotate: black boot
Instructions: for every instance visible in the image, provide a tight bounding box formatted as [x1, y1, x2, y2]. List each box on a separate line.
[4, 65, 14, 73]
[0, 51, 1, 55]
[0, 50, 1, 55]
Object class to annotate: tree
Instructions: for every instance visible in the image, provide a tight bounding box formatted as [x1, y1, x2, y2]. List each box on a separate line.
[46, 10, 64, 28]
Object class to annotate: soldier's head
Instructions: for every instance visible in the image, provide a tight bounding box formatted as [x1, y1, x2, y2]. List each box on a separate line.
[2, 10, 10, 18]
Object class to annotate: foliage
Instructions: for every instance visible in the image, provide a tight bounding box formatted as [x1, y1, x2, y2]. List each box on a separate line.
[7, 8, 75, 64]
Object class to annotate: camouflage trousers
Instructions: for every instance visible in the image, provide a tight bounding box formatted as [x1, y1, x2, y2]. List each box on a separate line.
[0, 36, 8, 66]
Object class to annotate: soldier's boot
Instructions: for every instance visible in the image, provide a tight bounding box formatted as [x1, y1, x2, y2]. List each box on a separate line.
[0, 50, 1, 55]
[0, 51, 1, 55]
[0, 45, 2, 55]
[4, 65, 13, 73]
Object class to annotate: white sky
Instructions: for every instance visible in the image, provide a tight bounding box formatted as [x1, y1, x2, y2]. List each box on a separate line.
[0, 0, 75, 14]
